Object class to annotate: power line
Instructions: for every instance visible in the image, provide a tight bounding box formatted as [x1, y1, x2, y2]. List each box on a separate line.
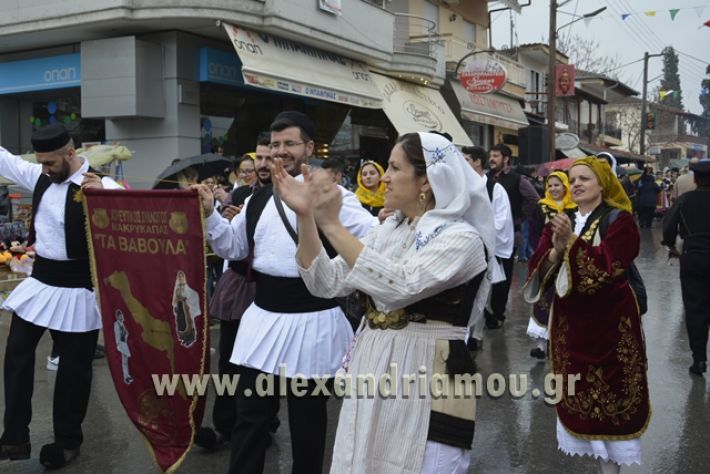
[602, 57, 645, 74]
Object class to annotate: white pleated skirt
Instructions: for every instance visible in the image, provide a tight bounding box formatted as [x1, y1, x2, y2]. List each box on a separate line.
[230, 302, 354, 378]
[2, 277, 101, 331]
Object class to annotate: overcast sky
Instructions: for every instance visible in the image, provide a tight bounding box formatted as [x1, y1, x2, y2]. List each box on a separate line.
[491, 0, 710, 115]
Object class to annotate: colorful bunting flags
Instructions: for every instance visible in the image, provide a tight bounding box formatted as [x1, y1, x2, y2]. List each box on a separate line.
[660, 90, 681, 100]
[705, 19, 710, 28]
[618, 6, 708, 21]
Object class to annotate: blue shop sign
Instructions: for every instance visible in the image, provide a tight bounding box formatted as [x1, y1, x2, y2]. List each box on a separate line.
[0, 53, 81, 95]
[199, 48, 243, 87]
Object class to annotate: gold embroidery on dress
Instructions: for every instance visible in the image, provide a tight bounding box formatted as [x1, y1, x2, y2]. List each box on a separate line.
[575, 249, 624, 295]
[573, 216, 625, 294]
[558, 315, 644, 426]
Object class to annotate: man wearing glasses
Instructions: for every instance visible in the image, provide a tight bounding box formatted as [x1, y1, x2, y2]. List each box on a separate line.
[197, 111, 376, 473]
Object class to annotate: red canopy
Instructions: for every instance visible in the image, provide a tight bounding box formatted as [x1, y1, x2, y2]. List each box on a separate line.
[537, 157, 578, 176]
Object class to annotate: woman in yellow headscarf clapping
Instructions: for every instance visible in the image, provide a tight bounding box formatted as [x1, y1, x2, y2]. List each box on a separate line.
[354, 160, 386, 216]
[527, 170, 577, 359]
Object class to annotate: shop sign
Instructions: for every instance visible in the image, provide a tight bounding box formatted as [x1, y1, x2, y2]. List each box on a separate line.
[223, 23, 381, 108]
[555, 132, 580, 151]
[458, 58, 507, 94]
[199, 48, 242, 87]
[555, 64, 575, 97]
[0, 53, 81, 95]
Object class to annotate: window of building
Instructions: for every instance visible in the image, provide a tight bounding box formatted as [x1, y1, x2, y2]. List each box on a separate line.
[462, 21, 476, 44]
[31, 96, 104, 147]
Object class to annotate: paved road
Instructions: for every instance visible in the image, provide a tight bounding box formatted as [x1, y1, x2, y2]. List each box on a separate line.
[1, 226, 708, 473]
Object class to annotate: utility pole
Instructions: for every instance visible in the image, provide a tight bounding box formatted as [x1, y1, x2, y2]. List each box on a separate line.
[640, 51, 663, 156]
[547, 0, 557, 161]
[640, 52, 650, 156]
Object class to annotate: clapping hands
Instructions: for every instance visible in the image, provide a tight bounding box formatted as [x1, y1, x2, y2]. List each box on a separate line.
[271, 160, 342, 228]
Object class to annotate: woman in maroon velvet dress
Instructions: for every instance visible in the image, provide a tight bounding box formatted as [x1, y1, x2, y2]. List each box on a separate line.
[524, 157, 650, 474]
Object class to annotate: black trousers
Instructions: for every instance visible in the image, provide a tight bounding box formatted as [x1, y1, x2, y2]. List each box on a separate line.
[229, 366, 332, 474]
[1, 313, 98, 449]
[680, 254, 710, 362]
[637, 206, 655, 228]
[212, 319, 240, 436]
[489, 255, 515, 321]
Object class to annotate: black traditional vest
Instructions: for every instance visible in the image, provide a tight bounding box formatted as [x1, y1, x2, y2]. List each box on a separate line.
[244, 184, 338, 313]
[490, 169, 523, 221]
[27, 168, 97, 289]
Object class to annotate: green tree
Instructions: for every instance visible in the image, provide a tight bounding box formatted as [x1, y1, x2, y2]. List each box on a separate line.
[660, 47, 683, 110]
[691, 64, 710, 140]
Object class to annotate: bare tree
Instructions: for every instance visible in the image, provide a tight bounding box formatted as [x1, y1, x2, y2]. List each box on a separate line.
[556, 33, 625, 78]
[611, 103, 642, 153]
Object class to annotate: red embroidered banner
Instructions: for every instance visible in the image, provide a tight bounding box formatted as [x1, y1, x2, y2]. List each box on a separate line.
[84, 189, 208, 473]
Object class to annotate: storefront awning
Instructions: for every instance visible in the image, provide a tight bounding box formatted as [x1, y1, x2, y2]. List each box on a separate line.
[222, 23, 381, 109]
[371, 73, 472, 147]
[577, 143, 655, 164]
[450, 81, 528, 130]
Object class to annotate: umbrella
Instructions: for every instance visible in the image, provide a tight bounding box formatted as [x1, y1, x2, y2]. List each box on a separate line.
[152, 153, 233, 189]
[536, 157, 578, 176]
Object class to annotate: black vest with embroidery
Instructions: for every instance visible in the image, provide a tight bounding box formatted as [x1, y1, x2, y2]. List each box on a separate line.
[27, 168, 97, 289]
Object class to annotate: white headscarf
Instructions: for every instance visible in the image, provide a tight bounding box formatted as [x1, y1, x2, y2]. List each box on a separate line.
[414, 132, 497, 326]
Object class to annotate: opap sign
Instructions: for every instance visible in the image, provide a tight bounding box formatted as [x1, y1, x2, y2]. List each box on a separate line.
[458, 58, 507, 94]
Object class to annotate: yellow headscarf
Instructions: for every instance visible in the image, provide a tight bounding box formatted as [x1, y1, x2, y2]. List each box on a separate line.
[355, 161, 386, 208]
[569, 156, 633, 214]
[243, 152, 256, 160]
[538, 170, 576, 212]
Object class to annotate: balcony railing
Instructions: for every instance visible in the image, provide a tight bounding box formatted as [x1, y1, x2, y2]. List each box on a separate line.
[649, 134, 709, 146]
[393, 13, 439, 58]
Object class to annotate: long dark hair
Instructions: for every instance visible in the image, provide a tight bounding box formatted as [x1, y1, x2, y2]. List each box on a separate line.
[396, 133, 426, 177]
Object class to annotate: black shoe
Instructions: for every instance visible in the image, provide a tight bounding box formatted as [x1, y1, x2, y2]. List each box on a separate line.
[485, 318, 503, 329]
[530, 348, 546, 359]
[93, 345, 105, 360]
[466, 338, 482, 351]
[689, 361, 707, 376]
[194, 427, 229, 451]
[0, 441, 30, 460]
[39, 443, 79, 469]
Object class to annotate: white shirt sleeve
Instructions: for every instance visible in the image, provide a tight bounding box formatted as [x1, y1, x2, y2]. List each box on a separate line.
[348, 229, 487, 309]
[301, 226, 487, 310]
[492, 182, 515, 259]
[204, 197, 249, 262]
[338, 187, 379, 238]
[0, 147, 42, 191]
[298, 224, 381, 298]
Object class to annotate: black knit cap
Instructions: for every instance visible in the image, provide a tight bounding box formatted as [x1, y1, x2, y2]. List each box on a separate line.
[690, 159, 710, 175]
[31, 124, 71, 153]
[271, 111, 315, 141]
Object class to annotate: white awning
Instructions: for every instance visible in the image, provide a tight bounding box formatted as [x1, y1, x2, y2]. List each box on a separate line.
[451, 81, 529, 130]
[222, 23, 381, 109]
[371, 73, 472, 147]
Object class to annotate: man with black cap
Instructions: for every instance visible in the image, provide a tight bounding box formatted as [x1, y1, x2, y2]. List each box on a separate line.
[0, 124, 121, 468]
[662, 159, 710, 376]
[196, 111, 376, 474]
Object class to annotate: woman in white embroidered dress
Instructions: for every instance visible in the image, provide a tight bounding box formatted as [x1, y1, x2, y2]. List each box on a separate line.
[272, 132, 495, 473]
